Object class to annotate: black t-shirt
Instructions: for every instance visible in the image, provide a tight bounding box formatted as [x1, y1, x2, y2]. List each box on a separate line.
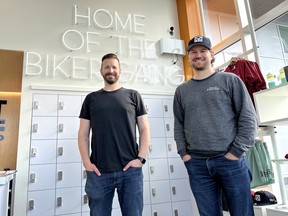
[79, 87, 147, 172]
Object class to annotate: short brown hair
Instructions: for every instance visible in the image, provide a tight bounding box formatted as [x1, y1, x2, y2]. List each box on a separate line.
[101, 53, 120, 64]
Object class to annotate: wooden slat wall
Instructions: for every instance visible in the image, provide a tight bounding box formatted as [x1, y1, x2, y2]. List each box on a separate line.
[0, 49, 23, 170]
[0, 49, 23, 92]
[176, 0, 203, 80]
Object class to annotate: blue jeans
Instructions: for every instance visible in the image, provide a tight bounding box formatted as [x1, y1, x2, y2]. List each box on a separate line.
[85, 167, 143, 216]
[185, 155, 254, 216]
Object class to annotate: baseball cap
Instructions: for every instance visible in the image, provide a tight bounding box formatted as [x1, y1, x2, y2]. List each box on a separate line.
[253, 190, 277, 206]
[187, 36, 212, 51]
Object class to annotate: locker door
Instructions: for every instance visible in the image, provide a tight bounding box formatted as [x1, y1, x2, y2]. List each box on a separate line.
[57, 117, 79, 139]
[150, 180, 171, 204]
[144, 181, 151, 205]
[148, 158, 169, 181]
[163, 99, 173, 118]
[30, 140, 57, 165]
[172, 201, 193, 216]
[56, 163, 82, 188]
[148, 118, 165, 138]
[143, 162, 149, 182]
[55, 187, 82, 215]
[168, 158, 188, 179]
[143, 205, 152, 216]
[81, 165, 87, 187]
[170, 179, 192, 202]
[166, 138, 178, 158]
[148, 138, 167, 159]
[143, 98, 164, 118]
[58, 95, 82, 117]
[32, 94, 58, 117]
[112, 191, 120, 208]
[31, 117, 57, 140]
[27, 189, 55, 216]
[28, 164, 56, 191]
[81, 187, 90, 213]
[112, 208, 122, 216]
[151, 202, 173, 216]
[57, 140, 81, 163]
[164, 118, 174, 138]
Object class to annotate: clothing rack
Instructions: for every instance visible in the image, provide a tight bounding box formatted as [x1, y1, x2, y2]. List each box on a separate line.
[256, 125, 288, 206]
[214, 48, 254, 72]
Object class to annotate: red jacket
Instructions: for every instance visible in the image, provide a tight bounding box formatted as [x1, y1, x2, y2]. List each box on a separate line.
[224, 60, 267, 106]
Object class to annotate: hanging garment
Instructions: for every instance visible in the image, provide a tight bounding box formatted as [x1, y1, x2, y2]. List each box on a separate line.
[224, 59, 267, 106]
[246, 140, 275, 188]
[246, 141, 267, 188]
[255, 141, 275, 185]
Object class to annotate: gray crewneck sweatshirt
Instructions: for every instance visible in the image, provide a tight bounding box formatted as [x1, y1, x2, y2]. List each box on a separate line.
[173, 71, 258, 159]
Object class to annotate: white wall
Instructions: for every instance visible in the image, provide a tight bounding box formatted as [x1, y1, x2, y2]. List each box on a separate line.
[0, 1, 185, 215]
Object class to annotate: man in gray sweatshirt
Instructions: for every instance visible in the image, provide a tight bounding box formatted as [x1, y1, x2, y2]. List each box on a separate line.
[173, 36, 258, 216]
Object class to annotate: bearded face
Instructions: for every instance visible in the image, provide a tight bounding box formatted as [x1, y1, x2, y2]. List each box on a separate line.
[188, 46, 213, 71]
[100, 58, 121, 84]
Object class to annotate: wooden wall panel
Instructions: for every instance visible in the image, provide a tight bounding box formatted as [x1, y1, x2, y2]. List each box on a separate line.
[177, 0, 203, 80]
[0, 49, 23, 92]
[0, 49, 23, 170]
[0, 93, 21, 170]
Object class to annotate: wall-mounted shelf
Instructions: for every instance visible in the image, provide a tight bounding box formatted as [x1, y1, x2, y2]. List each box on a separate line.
[253, 84, 288, 206]
[253, 83, 288, 126]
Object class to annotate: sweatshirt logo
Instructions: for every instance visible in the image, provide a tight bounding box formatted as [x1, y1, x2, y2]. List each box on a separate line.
[206, 86, 220, 91]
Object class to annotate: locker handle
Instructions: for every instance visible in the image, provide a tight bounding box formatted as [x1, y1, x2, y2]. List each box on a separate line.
[30, 173, 36, 183]
[33, 101, 39, 110]
[149, 144, 152, 152]
[168, 143, 172, 151]
[29, 200, 35, 210]
[166, 124, 170, 131]
[172, 186, 176, 195]
[57, 197, 62, 207]
[32, 124, 38, 133]
[170, 165, 174, 173]
[164, 104, 168, 112]
[152, 188, 156, 196]
[174, 209, 179, 216]
[58, 147, 64, 156]
[150, 166, 154, 174]
[58, 123, 64, 132]
[58, 171, 63, 180]
[83, 170, 87, 179]
[83, 194, 88, 204]
[59, 101, 64, 110]
[31, 148, 37, 157]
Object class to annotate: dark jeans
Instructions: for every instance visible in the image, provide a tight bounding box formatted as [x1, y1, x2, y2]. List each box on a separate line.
[185, 155, 254, 216]
[85, 167, 143, 216]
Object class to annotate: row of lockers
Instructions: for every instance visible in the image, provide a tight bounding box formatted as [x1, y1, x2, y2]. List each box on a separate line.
[26, 94, 194, 216]
[27, 179, 192, 216]
[29, 157, 188, 191]
[30, 137, 179, 165]
[32, 94, 174, 118]
[31, 116, 174, 139]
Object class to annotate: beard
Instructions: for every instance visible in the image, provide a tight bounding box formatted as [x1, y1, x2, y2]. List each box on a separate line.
[190, 58, 209, 71]
[103, 73, 119, 84]
[192, 64, 206, 71]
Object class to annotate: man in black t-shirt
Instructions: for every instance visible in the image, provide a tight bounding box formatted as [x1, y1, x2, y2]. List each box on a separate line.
[78, 53, 150, 216]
